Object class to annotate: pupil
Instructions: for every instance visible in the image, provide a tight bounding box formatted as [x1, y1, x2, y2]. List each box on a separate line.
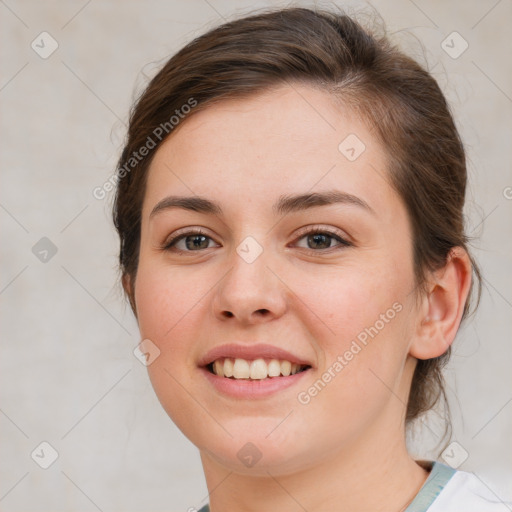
[186, 235, 208, 250]
[309, 234, 330, 249]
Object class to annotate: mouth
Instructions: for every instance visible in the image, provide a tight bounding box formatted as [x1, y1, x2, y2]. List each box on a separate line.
[198, 343, 314, 398]
[205, 357, 312, 380]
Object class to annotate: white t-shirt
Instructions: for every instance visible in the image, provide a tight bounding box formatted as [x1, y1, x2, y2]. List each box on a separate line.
[405, 460, 512, 511]
[197, 460, 512, 511]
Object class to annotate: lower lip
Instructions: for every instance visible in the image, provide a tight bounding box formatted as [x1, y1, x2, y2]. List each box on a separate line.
[200, 366, 311, 399]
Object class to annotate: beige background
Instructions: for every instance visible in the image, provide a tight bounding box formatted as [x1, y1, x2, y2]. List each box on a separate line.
[1, 0, 511, 510]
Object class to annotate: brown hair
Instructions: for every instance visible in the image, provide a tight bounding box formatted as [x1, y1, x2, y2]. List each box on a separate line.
[112, 6, 481, 427]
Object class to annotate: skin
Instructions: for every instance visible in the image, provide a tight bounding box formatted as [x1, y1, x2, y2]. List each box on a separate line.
[126, 83, 472, 512]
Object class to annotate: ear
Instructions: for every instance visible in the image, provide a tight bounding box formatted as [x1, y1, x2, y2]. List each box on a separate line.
[409, 247, 472, 360]
[122, 273, 138, 319]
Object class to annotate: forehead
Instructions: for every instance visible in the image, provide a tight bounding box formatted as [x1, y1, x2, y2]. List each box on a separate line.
[142, 83, 400, 223]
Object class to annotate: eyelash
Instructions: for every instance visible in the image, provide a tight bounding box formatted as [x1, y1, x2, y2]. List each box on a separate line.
[161, 226, 352, 255]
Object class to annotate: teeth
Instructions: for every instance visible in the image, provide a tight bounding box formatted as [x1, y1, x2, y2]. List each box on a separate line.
[250, 359, 267, 380]
[233, 358, 250, 378]
[268, 359, 281, 377]
[213, 360, 224, 378]
[223, 358, 233, 378]
[211, 357, 308, 379]
[281, 360, 291, 377]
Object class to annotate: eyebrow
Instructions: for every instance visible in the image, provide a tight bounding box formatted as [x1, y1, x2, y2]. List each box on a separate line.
[149, 190, 375, 219]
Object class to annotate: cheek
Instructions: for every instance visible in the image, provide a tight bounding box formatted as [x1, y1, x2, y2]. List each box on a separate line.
[292, 284, 411, 444]
[133, 261, 213, 436]
[135, 260, 205, 340]
[133, 260, 214, 396]
[294, 260, 414, 403]
[296, 261, 408, 350]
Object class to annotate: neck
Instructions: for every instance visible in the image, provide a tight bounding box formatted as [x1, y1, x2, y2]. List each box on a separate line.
[200, 426, 429, 512]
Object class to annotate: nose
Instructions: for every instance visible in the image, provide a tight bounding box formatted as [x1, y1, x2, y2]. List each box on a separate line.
[212, 247, 287, 325]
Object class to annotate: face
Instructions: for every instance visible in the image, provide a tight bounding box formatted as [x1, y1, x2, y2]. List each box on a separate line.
[133, 83, 422, 475]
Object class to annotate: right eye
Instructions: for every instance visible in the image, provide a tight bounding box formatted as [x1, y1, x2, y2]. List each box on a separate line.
[162, 229, 220, 253]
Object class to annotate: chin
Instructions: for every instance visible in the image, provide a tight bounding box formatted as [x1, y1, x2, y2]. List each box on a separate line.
[200, 439, 317, 476]
[192, 418, 324, 476]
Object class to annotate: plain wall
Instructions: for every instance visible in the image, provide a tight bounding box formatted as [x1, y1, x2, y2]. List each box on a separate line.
[1, 0, 511, 510]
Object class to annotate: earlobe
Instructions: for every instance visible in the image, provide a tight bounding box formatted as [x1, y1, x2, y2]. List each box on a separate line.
[410, 247, 472, 360]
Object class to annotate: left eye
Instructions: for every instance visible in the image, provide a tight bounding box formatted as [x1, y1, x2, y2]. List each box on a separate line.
[293, 229, 351, 251]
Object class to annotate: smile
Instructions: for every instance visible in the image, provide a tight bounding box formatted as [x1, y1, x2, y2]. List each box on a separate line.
[208, 357, 310, 380]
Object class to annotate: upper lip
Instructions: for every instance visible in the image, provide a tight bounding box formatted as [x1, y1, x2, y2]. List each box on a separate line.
[198, 343, 314, 368]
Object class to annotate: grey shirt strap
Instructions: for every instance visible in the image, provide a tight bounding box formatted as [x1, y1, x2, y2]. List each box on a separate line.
[405, 461, 457, 512]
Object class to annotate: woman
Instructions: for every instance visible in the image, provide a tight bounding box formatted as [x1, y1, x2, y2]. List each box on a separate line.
[112, 6, 509, 511]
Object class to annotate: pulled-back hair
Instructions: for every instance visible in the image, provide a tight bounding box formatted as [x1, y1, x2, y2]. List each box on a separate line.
[112, 6, 481, 426]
